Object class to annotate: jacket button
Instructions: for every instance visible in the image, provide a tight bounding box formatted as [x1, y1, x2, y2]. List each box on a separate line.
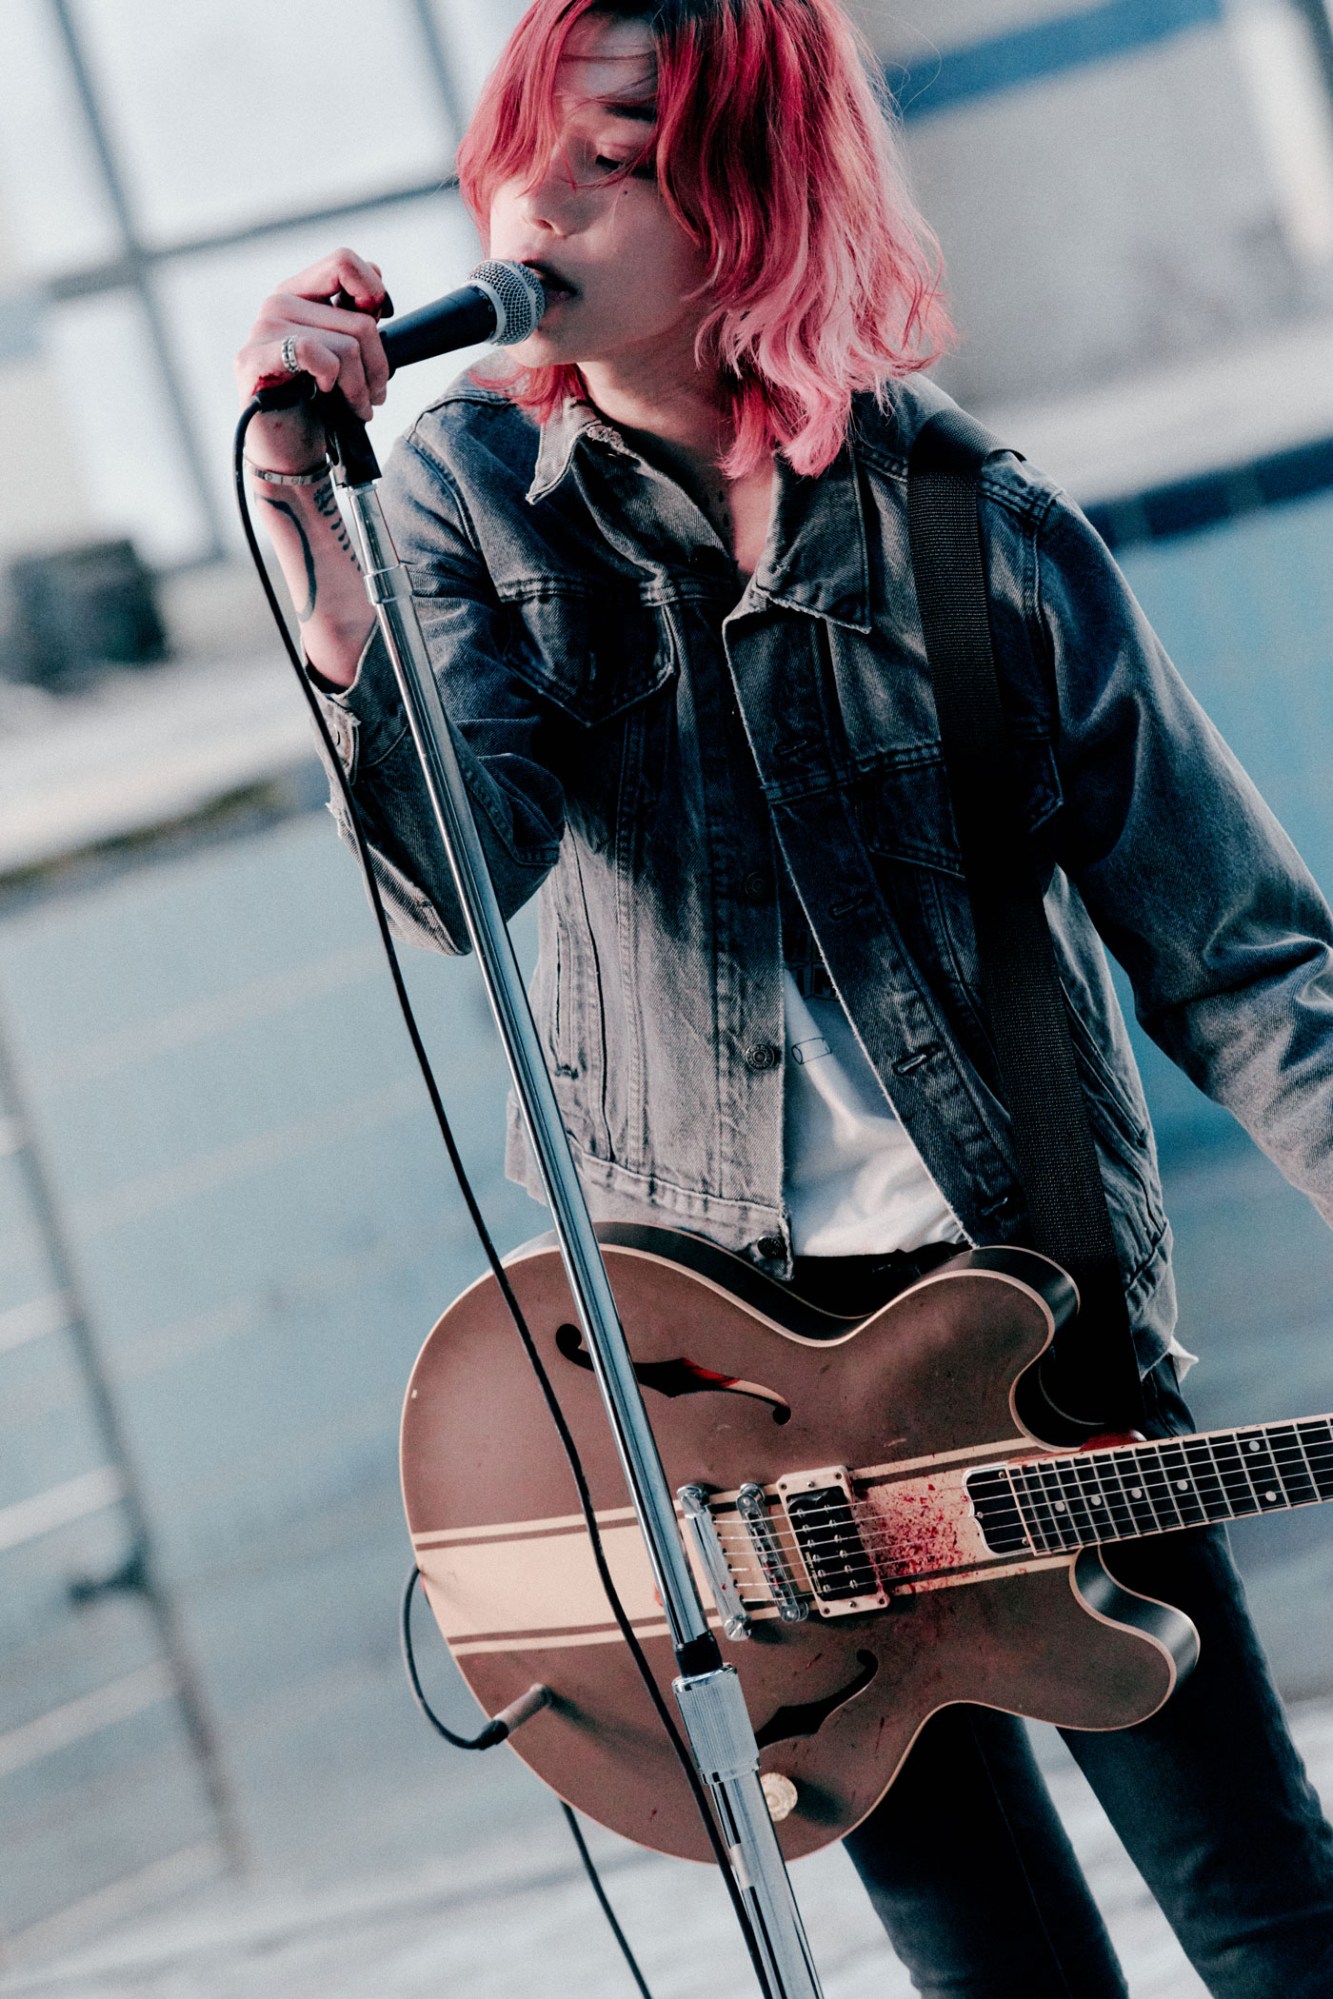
[742, 871, 772, 902]
[755, 1234, 786, 1260]
[745, 1041, 781, 1072]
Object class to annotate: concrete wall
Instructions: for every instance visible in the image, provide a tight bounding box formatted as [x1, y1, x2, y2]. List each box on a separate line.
[867, 0, 1333, 406]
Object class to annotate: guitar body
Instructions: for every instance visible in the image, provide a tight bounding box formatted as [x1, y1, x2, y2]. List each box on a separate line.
[400, 1228, 1198, 1863]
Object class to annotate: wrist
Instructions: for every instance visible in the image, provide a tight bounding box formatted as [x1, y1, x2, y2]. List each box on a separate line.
[245, 455, 331, 486]
[244, 408, 327, 479]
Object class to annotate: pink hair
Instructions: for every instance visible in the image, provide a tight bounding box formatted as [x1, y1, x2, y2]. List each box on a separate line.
[457, 0, 952, 478]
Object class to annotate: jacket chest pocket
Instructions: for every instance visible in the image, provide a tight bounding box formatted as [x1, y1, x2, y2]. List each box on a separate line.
[852, 742, 1064, 1061]
[509, 587, 679, 859]
[852, 738, 1063, 879]
[509, 586, 677, 724]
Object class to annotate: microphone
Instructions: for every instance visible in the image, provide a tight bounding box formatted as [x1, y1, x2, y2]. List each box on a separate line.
[380, 260, 546, 371]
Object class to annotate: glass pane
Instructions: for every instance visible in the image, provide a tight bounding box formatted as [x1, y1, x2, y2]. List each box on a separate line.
[68, 0, 452, 248]
[155, 192, 485, 551]
[0, 1, 119, 278]
[425, 0, 532, 116]
[45, 290, 212, 566]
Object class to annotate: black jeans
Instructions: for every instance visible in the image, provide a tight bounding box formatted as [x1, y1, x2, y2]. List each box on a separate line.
[791, 1258, 1333, 1996]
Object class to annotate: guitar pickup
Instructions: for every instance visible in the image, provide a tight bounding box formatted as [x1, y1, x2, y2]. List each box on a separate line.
[777, 1466, 887, 1618]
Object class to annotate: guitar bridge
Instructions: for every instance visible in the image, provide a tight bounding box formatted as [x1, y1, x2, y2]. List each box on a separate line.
[678, 1484, 752, 1640]
[736, 1482, 809, 1622]
[777, 1466, 887, 1618]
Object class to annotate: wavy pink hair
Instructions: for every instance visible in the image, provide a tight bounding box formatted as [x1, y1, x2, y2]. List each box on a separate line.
[457, 0, 952, 477]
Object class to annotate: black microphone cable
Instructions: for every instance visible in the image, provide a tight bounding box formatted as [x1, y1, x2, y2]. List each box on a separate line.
[233, 395, 781, 1999]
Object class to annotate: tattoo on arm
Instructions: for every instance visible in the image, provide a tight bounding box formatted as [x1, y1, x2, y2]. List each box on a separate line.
[260, 484, 361, 627]
[260, 497, 318, 623]
[312, 477, 360, 565]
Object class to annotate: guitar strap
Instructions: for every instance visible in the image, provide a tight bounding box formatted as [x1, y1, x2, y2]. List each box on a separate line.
[907, 406, 1146, 1431]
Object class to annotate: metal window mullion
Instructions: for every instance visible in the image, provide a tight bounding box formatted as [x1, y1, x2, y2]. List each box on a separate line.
[46, 0, 226, 558]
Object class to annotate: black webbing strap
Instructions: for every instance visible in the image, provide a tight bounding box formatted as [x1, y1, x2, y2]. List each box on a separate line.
[907, 407, 1144, 1430]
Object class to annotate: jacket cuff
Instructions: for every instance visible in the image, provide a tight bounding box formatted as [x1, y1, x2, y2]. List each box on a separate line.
[304, 624, 407, 780]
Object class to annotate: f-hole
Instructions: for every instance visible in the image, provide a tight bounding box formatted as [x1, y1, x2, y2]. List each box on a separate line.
[554, 1324, 791, 1423]
[754, 1651, 880, 1749]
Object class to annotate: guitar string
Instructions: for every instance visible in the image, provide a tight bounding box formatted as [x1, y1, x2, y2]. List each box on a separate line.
[703, 1428, 1333, 1543]
[703, 1435, 1333, 1570]
[706, 1446, 1333, 1558]
[709, 1487, 1333, 1589]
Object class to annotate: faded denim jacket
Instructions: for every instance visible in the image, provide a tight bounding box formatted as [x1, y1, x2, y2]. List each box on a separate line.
[313, 371, 1333, 1374]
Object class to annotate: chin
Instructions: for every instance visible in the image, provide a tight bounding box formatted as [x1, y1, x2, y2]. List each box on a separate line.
[511, 330, 580, 368]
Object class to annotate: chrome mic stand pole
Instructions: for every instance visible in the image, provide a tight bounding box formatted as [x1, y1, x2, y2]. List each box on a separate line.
[321, 397, 822, 1999]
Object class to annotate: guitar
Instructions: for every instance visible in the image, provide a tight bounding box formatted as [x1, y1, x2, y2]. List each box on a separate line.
[401, 1224, 1331, 1863]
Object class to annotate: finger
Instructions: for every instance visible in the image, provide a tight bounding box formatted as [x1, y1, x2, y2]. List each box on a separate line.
[275, 247, 388, 313]
[245, 327, 374, 418]
[258, 293, 389, 405]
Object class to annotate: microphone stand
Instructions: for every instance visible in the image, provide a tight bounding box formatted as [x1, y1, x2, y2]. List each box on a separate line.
[317, 391, 824, 1999]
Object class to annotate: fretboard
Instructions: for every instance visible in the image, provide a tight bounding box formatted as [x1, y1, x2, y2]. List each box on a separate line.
[966, 1416, 1333, 1558]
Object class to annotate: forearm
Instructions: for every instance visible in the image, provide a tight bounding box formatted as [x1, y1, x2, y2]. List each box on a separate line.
[235, 249, 392, 680]
[246, 425, 373, 686]
[313, 624, 566, 954]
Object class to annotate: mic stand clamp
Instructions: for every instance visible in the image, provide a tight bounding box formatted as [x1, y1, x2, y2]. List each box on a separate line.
[316, 391, 823, 1999]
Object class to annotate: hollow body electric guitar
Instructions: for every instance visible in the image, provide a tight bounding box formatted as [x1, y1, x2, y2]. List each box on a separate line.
[401, 1226, 1333, 1863]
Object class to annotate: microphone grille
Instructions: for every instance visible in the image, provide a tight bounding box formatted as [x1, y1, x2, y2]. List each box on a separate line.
[469, 260, 545, 345]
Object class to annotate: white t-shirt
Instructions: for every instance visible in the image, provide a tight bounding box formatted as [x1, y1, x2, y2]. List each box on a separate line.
[780, 971, 966, 1257]
[779, 974, 1198, 1374]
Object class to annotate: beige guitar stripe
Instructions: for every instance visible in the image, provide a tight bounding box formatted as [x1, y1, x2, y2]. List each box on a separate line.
[413, 1503, 640, 1547]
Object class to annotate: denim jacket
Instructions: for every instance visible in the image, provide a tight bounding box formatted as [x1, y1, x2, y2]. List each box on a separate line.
[314, 371, 1333, 1373]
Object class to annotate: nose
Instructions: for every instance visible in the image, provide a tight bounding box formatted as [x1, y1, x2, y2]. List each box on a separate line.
[516, 148, 581, 235]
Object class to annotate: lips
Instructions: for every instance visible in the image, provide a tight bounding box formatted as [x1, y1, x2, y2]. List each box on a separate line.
[518, 258, 578, 303]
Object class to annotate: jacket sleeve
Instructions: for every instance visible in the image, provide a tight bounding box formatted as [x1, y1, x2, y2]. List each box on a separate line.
[1037, 488, 1333, 1223]
[307, 430, 567, 954]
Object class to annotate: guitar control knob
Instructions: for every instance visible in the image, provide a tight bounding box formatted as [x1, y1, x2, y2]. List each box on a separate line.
[762, 1771, 799, 1822]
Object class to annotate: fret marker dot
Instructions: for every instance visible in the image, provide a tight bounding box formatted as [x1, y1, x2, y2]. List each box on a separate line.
[1130, 1487, 1143, 1499]
[1176, 1479, 1189, 1492]
[1264, 1490, 1277, 1502]
[1248, 1441, 1261, 1452]
[1091, 1494, 1103, 1505]
[1054, 1500, 1066, 1511]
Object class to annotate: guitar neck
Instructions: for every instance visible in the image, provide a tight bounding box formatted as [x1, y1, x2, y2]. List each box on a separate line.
[965, 1415, 1333, 1559]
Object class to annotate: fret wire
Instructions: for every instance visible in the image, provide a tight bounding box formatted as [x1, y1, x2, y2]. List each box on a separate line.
[1260, 1423, 1310, 1507]
[1027, 1462, 1072, 1550]
[1138, 1442, 1183, 1530]
[1238, 1425, 1287, 1512]
[1182, 1436, 1231, 1523]
[1290, 1421, 1324, 1500]
[1207, 1432, 1261, 1516]
[1233, 1428, 1271, 1512]
[1048, 1456, 1098, 1545]
[1092, 1447, 1139, 1540]
[1070, 1453, 1116, 1542]
[1031, 1461, 1079, 1550]
[1301, 1419, 1333, 1498]
[1110, 1447, 1161, 1535]
[1155, 1437, 1207, 1527]
[1207, 1431, 1249, 1518]
[1011, 1466, 1056, 1555]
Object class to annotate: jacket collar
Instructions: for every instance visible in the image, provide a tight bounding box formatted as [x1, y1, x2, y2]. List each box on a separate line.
[527, 396, 872, 633]
[751, 441, 872, 633]
[527, 397, 636, 504]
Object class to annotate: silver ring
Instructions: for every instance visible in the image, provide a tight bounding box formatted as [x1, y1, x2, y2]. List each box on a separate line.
[280, 333, 301, 375]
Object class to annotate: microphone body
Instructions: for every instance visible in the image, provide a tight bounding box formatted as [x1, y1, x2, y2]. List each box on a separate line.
[381, 260, 546, 372]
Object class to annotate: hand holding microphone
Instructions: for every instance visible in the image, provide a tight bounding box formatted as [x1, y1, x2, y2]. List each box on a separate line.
[235, 249, 546, 690]
[236, 250, 546, 471]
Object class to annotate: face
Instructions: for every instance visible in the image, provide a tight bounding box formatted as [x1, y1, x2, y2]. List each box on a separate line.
[487, 13, 712, 382]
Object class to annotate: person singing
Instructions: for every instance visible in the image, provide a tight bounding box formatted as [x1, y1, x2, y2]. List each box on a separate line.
[235, 0, 1333, 1989]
